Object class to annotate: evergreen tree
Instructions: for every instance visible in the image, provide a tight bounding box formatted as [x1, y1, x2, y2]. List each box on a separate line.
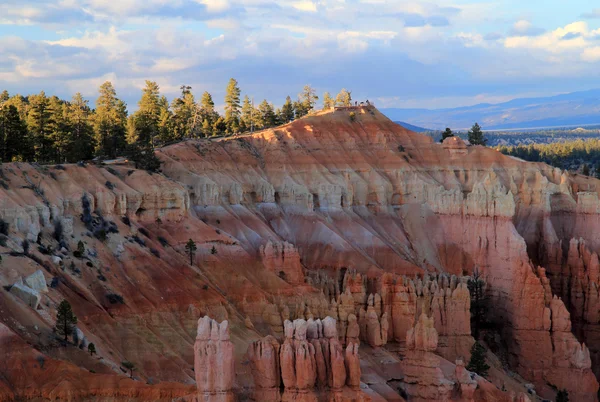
[198, 91, 218, 137]
[322, 92, 334, 109]
[67, 93, 95, 162]
[27, 91, 54, 162]
[171, 86, 196, 140]
[468, 123, 487, 146]
[0, 90, 8, 104]
[88, 342, 96, 356]
[93, 81, 127, 158]
[468, 269, 488, 338]
[224, 78, 241, 134]
[157, 99, 173, 145]
[122, 361, 135, 378]
[128, 81, 162, 148]
[293, 100, 308, 119]
[556, 389, 569, 402]
[299, 85, 318, 113]
[212, 116, 227, 136]
[582, 163, 590, 176]
[258, 100, 276, 128]
[0, 104, 29, 162]
[185, 238, 197, 265]
[595, 164, 600, 180]
[335, 89, 352, 107]
[240, 96, 253, 132]
[55, 300, 78, 342]
[280, 96, 294, 123]
[440, 127, 454, 143]
[466, 342, 490, 377]
[47, 96, 71, 163]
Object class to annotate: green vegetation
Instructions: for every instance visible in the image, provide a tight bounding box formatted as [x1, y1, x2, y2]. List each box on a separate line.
[467, 342, 490, 377]
[185, 239, 197, 266]
[467, 269, 488, 339]
[498, 138, 600, 175]
[556, 389, 569, 402]
[88, 343, 96, 356]
[1, 82, 350, 165]
[55, 300, 78, 342]
[440, 127, 454, 143]
[468, 123, 487, 145]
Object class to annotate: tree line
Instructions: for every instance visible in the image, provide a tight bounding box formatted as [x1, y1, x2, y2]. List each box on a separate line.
[0, 81, 356, 165]
[498, 138, 600, 177]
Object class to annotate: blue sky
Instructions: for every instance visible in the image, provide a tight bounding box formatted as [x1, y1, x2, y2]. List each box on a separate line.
[1, 0, 600, 111]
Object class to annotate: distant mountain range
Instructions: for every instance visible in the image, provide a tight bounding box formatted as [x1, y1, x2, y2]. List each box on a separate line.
[396, 121, 431, 132]
[382, 89, 600, 131]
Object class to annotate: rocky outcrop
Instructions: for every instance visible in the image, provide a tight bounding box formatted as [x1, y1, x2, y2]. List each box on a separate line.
[9, 278, 41, 309]
[194, 317, 235, 396]
[260, 241, 305, 285]
[400, 313, 454, 400]
[248, 316, 361, 395]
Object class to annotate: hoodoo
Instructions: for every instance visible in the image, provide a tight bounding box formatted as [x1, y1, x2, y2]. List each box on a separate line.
[0, 107, 599, 401]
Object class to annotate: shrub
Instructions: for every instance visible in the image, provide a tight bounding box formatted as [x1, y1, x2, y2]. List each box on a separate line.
[138, 227, 150, 238]
[0, 219, 8, 236]
[86, 261, 93, 267]
[150, 248, 160, 258]
[54, 165, 66, 171]
[106, 293, 125, 304]
[97, 273, 107, 282]
[132, 236, 145, 247]
[105, 181, 115, 190]
[22, 239, 30, 255]
[122, 216, 131, 226]
[158, 236, 169, 247]
[211, 246, 217, 255]
[54, 220, 64, 242]
[349, 112, 356, 122]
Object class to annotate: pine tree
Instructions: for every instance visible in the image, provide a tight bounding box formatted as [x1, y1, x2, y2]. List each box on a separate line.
[0, 104, 29, 162]
[55, 300, 78, 342]
[128, 81, 162, 148]
[468, 269, 488, 338]
[27, 91, 54, 162]
[556, 389, 569, 402]
[199, 91, 218, 137]
[212, 116, 227, 136]
[440, 127, 454, 143]
[67, 93, 95, 162]
[468, 123, 487, 146]
[281, 96, 294, 123]
[299, 85, 318, 113]
[171, 86, 196, 140]
[122, 361, 135, 378]
[294, 100, 308, 119]
[322, 92, 334, 109]
[88, 342, 96, 356]
[47, 96, 71, 163]
[241, 95, 253, 132]
[466, 342, 490, 377]
[258, 100, 276, 128]
[582, 164, 590, 176]
[94, 82, 127, 158]
[185, 239, 197, 265]
[224, 78, 241, 134]
[335, 89, 352, 107]
[0, 90, 8, 104]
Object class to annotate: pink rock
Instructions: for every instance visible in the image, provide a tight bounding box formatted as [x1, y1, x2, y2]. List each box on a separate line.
[248, 335, 281, 389]
[344, 342, 361, 390]
[194, 316, 235, 394]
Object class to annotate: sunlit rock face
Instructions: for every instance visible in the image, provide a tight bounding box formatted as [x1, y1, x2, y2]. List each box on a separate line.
[0, 107, 599, 400]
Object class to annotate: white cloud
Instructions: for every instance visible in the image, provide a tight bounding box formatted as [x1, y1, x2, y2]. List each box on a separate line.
[196, 0, 230, 13]
[292, 1, 317, 12]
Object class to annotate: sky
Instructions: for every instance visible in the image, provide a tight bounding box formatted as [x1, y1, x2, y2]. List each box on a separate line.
[2, 0, 600, 111]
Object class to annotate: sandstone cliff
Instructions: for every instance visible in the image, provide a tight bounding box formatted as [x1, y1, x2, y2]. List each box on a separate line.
[0, 107, 599, 401]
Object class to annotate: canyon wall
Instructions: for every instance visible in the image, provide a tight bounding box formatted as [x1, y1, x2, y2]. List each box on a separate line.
[0, 107, 598, 400]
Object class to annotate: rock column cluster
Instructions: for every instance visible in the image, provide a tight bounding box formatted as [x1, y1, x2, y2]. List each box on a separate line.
[194, 316, 235, 397]
[247, 317, 361, 394]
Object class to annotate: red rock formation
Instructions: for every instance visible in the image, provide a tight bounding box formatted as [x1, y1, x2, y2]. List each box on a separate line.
[1, 107, 600, 400]
[401, 313, 454, 400]
[248, 335, 281, 389]
[260, 240, 305, 285]
[194, 316, 235, 396]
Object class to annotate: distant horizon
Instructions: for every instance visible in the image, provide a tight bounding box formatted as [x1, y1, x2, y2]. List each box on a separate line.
[3, 1, 600, 110]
